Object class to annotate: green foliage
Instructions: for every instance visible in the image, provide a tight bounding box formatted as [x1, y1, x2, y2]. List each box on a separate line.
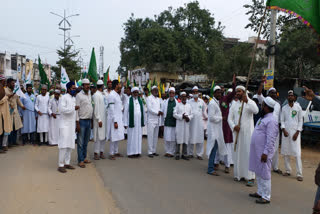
[55, 46, 81, 81]
[244, 0, 320, 79]
[119, 1, 226, 79]
[276, 22, 320, 79]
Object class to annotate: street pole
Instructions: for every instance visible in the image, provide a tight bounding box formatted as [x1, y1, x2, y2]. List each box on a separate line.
[268, 10, 277, 72]
[50, 10, 80, 52]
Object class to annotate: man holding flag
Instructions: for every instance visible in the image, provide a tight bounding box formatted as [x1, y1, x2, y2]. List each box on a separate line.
[5, 78, 25, 148]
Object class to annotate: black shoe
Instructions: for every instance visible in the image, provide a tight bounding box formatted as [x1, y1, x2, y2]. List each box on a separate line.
[0, 149, 6, 154]
[153, 153, 159, 156]
[175, 155, 180, 160]
[148, 154, 154, 158]
[255, 198, 270, 204]
[181, 155, 189, 161]
[249, 193, 262, 198]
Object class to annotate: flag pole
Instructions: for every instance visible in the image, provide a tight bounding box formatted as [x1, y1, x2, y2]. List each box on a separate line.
[234, 7, 268, 152]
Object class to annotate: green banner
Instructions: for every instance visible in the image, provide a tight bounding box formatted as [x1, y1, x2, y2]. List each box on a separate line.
[267, 0, 320, 34]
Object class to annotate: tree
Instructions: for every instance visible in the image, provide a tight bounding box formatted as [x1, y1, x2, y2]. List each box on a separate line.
[53, 46, 81, 81]
[119, 1, 225, 78]
[276, 22, 320, 79]
[243, 0, 293, 40]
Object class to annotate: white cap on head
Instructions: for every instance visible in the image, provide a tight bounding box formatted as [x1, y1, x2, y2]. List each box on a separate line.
[54, 89, 61, 94]
[236, 85, 245, 91]
[253, 94, 258, 99]
[151, 85, 158, 90]
[192, 86, 199, 91]
[189, 94, 193, 98]
[97, 80, 104, 85]
[82, 79, 90, 84]
[41, 85, 48, 89]
[213, 85, 221, 92]
[288, 90, 294, 95]
[264, 97, 276, 108]
[131, 87, 139, 92]
[227, 88, 233, 93]
[180, 92, 186, 96]
[169, 87, 175, 93]
[268, 87, 276, 94]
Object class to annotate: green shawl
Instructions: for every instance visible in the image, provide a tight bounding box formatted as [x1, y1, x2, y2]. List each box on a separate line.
[129, 96, 144, 128]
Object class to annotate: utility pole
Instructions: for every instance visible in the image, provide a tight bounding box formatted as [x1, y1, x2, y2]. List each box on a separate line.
[268, 9, 277, 72]
[50, 10, 80, 51]
[99, 46, 104, 78]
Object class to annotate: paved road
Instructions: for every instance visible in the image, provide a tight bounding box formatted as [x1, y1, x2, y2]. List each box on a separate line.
[91, 138, 316, 214]
[0, 145, 119, 214]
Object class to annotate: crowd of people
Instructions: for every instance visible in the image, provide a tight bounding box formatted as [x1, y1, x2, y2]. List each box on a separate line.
[0, 73, 320, 206]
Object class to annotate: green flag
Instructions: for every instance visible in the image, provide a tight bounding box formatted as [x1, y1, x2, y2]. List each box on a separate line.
[210, 80, 215, 98]
[126, 78, 131, 88]
[267, 0, 320, 34]
[88, 48, 98, 84]
[104, 66, 110, 87]
[38, 56, 50, 87]
[133, 79, 137, 87]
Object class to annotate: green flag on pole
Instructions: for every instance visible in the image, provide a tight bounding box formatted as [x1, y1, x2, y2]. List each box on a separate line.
[209, 80, 215, 98]
[88, 48, 98, 84]
[267, 0, 320, 35]
[38, 56, 50, 87]
[126, 78, 131, 88]
[104, 66, 110, 87]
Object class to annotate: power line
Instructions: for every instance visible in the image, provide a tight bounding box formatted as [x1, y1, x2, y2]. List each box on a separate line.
[0, 37, 56, 50]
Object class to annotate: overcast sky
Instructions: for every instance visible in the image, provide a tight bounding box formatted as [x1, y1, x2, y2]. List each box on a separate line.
[1, 0, 256, 79]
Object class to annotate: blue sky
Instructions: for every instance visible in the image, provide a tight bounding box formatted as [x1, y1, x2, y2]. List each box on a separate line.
[1, 0, 257, 79]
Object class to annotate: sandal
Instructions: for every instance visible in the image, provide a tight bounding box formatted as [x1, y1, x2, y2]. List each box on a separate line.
[249, 193, 261, 198]
[256, 198, 270, 204]
[207, 171, 220, 176]
[84, 159, 91, 164]
[109, 155, 116, 160]
[78, 162, 86, 168]
[283, 172, 291, 177]
[273, 169, 282, 174]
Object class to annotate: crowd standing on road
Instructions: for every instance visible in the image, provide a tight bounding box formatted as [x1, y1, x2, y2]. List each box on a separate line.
[0, 74, 320, 207]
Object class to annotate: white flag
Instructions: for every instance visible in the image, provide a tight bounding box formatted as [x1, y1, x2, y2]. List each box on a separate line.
[61, 66, 70, 89]
[22, 67, 26, 82]
[13, 78, 26, 99]
[25, 70, 31, 84]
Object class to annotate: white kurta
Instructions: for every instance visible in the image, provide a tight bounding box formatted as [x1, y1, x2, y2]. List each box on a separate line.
[35, 94, 50, 133]
[173, 102, 193, 144]
[106, 90, 124, 142]
[162, 98, 178, 142]
[206, 98, 227, 157]
[280, 103, 303, 157]
[93, 91, 107, 141]
[58, 94, 76, 149]
[48, 97, 61, 145]
[142, 95, 148, 136]
[228, 98, 259, 180]
[124, 97, 143, 155]
[146, 95, 161, 125]
[188, 98, 206, 144]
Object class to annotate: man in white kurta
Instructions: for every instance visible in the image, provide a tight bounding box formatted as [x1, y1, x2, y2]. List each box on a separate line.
[207, 86, 227, 176]
[48, 89, 61, 146]
[146, 86, 163, 158]
[162, 87, 178, 157]
[188, 86, 206, 159]
[106, 80, 125, 160]
[281, 90, 303, 181]
[228, 86, 259, 184]
[256, 77, 282, 174]
[173, 92, 193, 160]
[35, 85, 50, 145]
[124, 87, 144, 158]
[93, 80, 107, 160]
[57, 82, 77, 173]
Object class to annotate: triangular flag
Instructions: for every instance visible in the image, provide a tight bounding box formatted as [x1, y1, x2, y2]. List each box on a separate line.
[118, 75, 121, 83]
[38, 56, 50, 88]
[61, 66, 70, 89]
[88, 48, 98, 84]
[13, 78, 26, 99]
[25, 70, 31, 84]
[104, 66, 110, 87]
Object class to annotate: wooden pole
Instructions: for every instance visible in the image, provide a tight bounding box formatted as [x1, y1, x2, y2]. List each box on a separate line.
[234, 8, 268, 152]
